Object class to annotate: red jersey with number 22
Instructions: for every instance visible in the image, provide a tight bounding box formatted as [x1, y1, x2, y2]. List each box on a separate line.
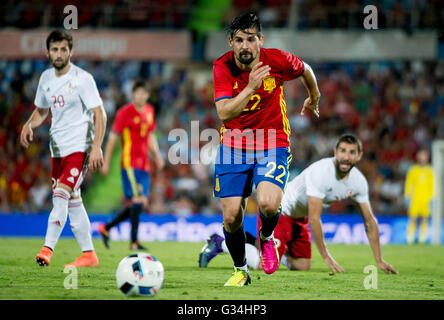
[112, 103, 156, 172]
[213, 48, 305, 150]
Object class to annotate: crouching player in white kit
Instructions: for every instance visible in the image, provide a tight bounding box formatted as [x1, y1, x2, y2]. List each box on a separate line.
[20, 30, 106, 267]
[200, 134, 398, 274]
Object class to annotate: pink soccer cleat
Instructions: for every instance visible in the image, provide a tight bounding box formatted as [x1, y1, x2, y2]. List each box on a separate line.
[260, 233, 279, 274]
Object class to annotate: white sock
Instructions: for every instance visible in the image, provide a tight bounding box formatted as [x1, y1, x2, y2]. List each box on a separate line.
[245, 243, 261, 270]
[222, 240, 261, 270]
[44, 188, 70, 250]
[280, 254, 291, 270]
[68, 198, 94, 252]
[221, 240, 229, 253]
[235, 264, 249, 273]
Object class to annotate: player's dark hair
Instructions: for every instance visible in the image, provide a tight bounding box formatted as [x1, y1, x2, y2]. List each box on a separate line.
[335, 134, 362, 153]
[227, 11, 262, 38]
[46, 30, 73, 50]
[132, 79, 149, 92]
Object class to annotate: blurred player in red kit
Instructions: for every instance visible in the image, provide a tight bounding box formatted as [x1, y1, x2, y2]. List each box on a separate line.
[99, 80, 164, 250]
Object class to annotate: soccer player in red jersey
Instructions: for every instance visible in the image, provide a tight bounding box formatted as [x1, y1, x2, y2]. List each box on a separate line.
[213, 12, 321, 286]
[99, 80, 164, 250]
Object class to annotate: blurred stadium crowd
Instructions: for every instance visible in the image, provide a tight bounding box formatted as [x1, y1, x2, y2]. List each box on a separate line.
[1, 0, 442, 33]
[1, 58, 443, 215]
[0, 0, 443, 216]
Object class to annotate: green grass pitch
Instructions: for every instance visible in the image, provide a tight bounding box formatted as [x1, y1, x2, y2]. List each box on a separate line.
[0, 238, 443, 300]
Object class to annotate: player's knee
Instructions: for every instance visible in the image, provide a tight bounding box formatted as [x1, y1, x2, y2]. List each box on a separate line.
[258, 200, 280, 217]
[291, 265, 311, 271]
[48, 210, 68, 225]
[257, 183, 282, 216]
[289, 259, 311, 271]
[223, 215, 243, 232]
[223, 210, 244, 232]
[298, 260, 311, 271]
[221, 198, 246, 232]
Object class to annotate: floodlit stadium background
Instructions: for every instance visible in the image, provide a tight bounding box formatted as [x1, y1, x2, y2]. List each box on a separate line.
[0, 0, 443, 244]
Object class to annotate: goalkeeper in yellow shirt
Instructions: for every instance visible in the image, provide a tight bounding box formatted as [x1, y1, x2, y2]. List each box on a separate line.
[404, 148, 434, 244]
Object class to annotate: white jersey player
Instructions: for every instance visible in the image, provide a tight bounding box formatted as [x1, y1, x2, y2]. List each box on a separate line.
[20, 30, 107, 268]
[34, 63, 102, 158]
[281, 156, 369, 220]
[200, 134, 398, 275]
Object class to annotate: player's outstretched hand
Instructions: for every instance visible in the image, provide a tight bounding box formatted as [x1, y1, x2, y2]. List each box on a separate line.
[378, 260, 398, 274]
[301, 96, 320, 118]
[20, 123, 33, 148]
[89, 147, 104, 171]
[323, 255, 345, 273]
[247, 61, 271, 91]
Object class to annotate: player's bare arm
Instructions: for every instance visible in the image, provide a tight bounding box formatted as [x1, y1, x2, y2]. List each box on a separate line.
[100, 131, 119, 176]
[215, 61, 270, 122]
[300, 63, 320, 118]
[148, 132, 164, 171]
[357, 201, 398, 274]
[20, 107, 49, 148]
[308, 195, 345, 273]
[89, 106, 107, 171]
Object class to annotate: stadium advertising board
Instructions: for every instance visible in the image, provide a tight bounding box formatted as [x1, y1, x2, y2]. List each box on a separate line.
[0, 213, 442, 244]
[0, 30, 191, 60]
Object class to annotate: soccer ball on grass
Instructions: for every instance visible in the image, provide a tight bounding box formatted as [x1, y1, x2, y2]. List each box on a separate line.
[115, 252, 164, 297]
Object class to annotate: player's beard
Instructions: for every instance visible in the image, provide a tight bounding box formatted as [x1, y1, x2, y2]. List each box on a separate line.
[335, 159, 355, 175]
[237, 50, 255, 65]
[51, 56, 69, 70]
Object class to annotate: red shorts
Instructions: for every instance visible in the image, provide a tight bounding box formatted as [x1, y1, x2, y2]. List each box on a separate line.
[257, 213, 312, 259]
[51, 152, 89, 192]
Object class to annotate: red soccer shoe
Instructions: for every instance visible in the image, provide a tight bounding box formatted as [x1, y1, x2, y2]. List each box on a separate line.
[64, 251, 99, 267]
[36, 246, 53, 266]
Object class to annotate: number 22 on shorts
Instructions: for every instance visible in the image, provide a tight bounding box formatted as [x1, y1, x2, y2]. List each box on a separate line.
[264, 162, 286, 184]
